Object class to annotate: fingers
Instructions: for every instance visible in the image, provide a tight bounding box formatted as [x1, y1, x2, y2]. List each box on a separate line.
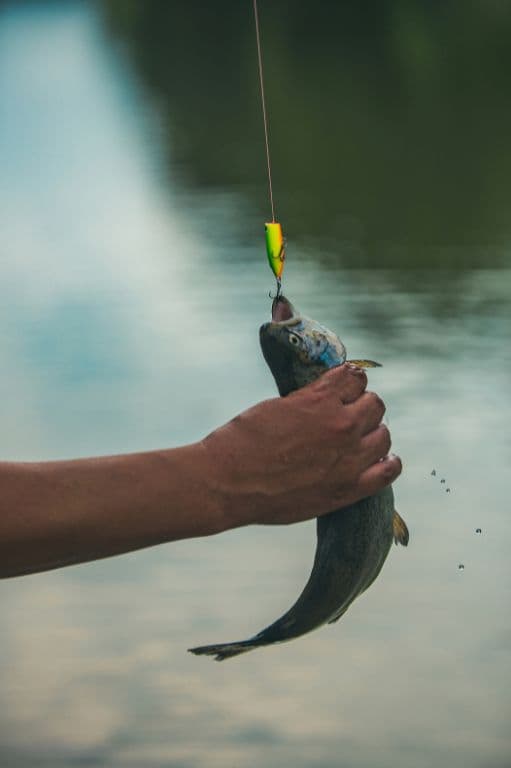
[355, 454, 402, 498]
[359, 423, 391, 468]
[318, 363, 368, 405]
[346, 391, 386, 435]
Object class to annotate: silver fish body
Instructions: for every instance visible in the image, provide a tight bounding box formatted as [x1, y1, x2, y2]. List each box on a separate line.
[189, 297, 407, 661]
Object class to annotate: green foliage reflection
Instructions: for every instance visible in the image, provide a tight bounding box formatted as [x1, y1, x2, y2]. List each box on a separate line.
[101, 1, 511, 268]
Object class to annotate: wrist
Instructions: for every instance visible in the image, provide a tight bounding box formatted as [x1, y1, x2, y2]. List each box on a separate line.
[164, 440, 234, 538]
[197, 432, 254, 533]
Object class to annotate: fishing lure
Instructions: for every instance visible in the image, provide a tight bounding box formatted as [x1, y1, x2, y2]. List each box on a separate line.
[265, 221, 285, 293]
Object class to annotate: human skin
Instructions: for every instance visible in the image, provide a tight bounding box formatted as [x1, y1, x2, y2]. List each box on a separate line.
[0, 364, 401, 578]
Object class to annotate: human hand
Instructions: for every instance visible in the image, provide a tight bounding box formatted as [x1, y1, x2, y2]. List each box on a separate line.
[200, 363, 402, 529]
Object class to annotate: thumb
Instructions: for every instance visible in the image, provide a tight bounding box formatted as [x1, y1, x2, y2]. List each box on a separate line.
[314, 363, 368, 405]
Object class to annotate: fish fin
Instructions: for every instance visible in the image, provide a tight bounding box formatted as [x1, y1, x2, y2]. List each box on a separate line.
[327, 606, 350, 624]
[188, 640, 258, 661]
[393, 510, 410, 546]
[347, 359, 382, 368]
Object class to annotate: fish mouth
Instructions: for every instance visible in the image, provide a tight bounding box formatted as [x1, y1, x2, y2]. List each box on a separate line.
[270, 295, 301, 327]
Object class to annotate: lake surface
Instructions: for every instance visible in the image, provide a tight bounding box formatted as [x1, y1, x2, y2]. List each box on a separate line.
[0, 2, 510, 767]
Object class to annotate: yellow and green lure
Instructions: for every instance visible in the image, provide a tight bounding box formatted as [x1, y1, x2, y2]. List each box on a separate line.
[265, 221, 285, 296]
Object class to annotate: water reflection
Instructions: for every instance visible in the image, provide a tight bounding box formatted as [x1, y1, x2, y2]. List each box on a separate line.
[101, 0, 511, 269]
[0, 2, 510, 768]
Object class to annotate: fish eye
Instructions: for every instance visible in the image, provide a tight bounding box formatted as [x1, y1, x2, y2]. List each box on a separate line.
[288, 334, 300, 346]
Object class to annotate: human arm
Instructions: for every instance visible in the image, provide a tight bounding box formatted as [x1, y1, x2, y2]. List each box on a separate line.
[0, 364, 401, 578]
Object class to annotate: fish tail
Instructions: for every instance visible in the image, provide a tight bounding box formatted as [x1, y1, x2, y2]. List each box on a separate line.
[188, 639, 260, 661]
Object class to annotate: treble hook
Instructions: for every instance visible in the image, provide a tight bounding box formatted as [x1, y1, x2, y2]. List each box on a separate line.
[269, 277, 282, 301]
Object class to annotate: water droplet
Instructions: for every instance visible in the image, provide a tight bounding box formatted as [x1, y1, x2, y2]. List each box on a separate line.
[446, 488, 451, 493]
[458, 563, 465, 570]
[440, 478, 446, 483]
[476, 528, 482, 534]
[431, 469, 436, 476]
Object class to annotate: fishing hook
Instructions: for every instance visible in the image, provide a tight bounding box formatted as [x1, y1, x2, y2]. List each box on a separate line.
[269, 278, 282, 301]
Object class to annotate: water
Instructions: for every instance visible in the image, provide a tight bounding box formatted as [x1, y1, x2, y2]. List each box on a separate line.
[1, 2, 510, 767]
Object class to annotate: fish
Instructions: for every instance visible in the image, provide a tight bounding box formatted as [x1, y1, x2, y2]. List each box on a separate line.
[189, 296, 408, 661]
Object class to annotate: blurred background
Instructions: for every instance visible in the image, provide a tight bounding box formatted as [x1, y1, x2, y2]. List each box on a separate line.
[0, 1, 510, 766]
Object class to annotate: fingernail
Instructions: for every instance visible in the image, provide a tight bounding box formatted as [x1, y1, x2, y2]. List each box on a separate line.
[382, 453, 402, 476]
[346, 363, 365, 376]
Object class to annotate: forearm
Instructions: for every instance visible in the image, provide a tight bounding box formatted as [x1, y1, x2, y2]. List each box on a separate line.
[0, 443, 224, 578]
[0, 366, 401, 579]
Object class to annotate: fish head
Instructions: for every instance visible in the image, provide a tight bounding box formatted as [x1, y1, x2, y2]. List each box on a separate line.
[259, 296, 347, 396]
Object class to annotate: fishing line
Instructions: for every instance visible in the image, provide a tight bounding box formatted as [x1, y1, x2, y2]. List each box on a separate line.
[253, 0, 275, 223]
